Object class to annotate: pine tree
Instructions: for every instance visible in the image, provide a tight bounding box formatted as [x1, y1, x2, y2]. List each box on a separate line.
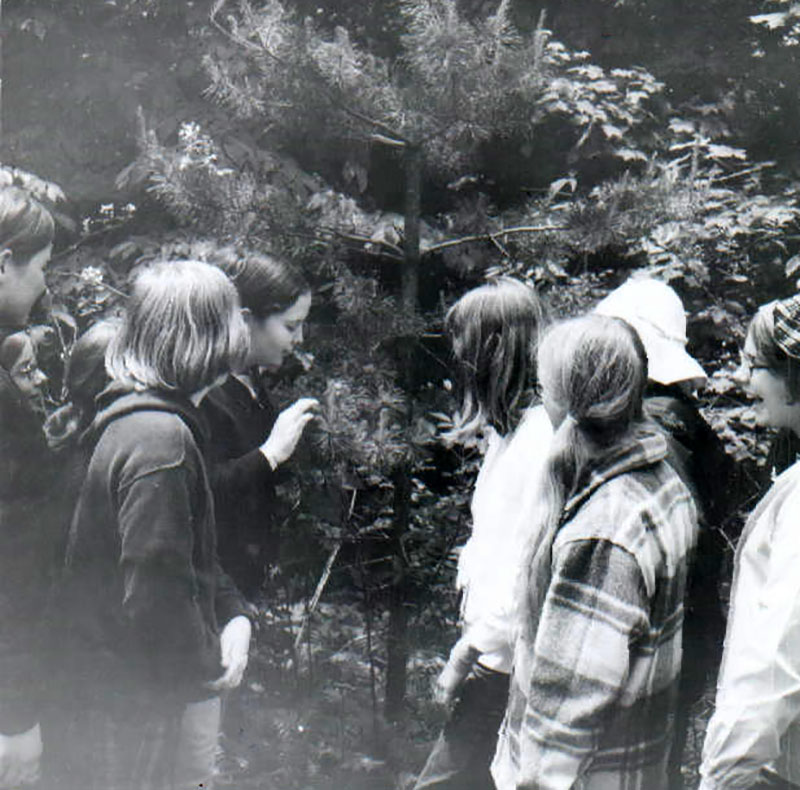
[126, 0, 665, 718]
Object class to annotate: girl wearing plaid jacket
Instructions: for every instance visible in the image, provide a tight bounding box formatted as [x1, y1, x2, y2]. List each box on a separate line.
[492, 314, 698, 790]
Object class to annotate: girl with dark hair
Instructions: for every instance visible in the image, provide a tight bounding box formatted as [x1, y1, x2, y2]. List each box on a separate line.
[0, 330, 48, 412]
[202, 249, 318, 597]
[61, 260, 253, 790]
[492, 314, 698, 790]
[414, 278, 551, 790]
[700, 295, 800, 790]
[0, 186, 55, 788]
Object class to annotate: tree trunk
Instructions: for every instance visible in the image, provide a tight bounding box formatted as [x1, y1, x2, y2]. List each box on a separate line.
[384, 143, 422, 720]
[401, 144, 422, 311]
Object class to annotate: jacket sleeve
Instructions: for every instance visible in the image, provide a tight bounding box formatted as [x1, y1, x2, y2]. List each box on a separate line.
[117, 465, 222, 693]
[214, 561, 252, 625]
[516, 538, 649, 790]
[0, 373, 55, 733]
[208, 448, 282, 506]
[699, 494, 800, 790]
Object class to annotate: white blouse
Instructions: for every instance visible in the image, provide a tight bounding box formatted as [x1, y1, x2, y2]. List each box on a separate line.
[700, 459, 800, 789]
[456, 405, 553, 673]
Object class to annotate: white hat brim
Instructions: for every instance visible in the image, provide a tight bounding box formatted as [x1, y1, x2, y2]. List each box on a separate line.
[639, 329, 707, 387]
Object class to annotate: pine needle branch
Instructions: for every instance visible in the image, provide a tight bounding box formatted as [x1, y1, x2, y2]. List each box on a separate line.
[210, 0, 407, 144]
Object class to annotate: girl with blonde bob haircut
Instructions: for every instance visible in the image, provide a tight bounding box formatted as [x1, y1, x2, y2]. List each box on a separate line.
[492, 314, 698, 790]
[61, 260, 253, 790]
[106, 259, 249, 394]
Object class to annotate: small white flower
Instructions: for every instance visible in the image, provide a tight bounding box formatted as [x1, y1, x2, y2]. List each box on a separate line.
[179, 121, 201, 144]
[80, 266, 104, 286]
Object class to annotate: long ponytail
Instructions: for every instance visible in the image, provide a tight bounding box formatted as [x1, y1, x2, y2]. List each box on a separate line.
[516, 314, 648, 641]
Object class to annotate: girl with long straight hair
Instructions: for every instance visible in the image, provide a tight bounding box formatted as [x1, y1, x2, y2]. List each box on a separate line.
[492, 314, 698, 790]
[61, 260, 253, 790]
[414, 277, 551, 790]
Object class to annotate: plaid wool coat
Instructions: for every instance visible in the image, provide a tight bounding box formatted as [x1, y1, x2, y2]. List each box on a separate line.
[492, 427, 698, 790]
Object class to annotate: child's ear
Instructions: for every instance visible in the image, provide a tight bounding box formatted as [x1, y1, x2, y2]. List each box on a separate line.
[0, 248, 12, 275]
[241, 307, 254, 327]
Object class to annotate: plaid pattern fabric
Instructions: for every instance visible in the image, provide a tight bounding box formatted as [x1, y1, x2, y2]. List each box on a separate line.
[492, 428, 698, 790]
[773, 295, 800, 360]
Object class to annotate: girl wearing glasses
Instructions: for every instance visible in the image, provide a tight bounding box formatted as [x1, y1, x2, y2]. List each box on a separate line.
[700, 295, 800, 790]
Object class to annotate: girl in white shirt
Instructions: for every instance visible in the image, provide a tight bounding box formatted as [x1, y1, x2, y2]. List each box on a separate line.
[700, 294, 800, 790]
[414, 277, 551, 790]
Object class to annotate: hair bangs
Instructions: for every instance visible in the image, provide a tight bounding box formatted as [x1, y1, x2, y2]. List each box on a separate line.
[107, 260, 248, 394]
[749, 303, 800, 402]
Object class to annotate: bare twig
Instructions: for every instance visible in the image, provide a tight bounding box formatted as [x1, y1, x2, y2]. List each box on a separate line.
[50, 224, 129, 263]
[319, 228, 405, 260]
[293, 541, 342, 653]
[423, 224, 569, 255]
[711, 163, 775, 185]
[370, 133, 406, 148]
[291, 490, 356, 653]
[209, 0, 262, 53]
[489, 233, 510, 258]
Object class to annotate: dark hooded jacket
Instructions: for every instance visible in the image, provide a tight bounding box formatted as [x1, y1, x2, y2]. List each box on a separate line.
[62, 385, 249, 706]
[0, 333, 58, 734]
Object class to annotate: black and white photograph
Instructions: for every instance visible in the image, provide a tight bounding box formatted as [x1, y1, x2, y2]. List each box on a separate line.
[1, 1, 799, 788]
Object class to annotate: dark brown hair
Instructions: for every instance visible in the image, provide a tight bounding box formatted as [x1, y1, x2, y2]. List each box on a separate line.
[208, 247, 309, 319]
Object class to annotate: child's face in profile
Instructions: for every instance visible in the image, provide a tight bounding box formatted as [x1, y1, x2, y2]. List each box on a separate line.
[4, 333, 47, 404]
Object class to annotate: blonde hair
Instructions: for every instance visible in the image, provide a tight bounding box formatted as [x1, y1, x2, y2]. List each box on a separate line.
[521, 314, 647, 632]
[445, 277, 547, 438]
[107, 260, 249, 394]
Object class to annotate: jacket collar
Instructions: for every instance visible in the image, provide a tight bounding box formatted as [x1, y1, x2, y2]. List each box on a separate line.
[561, 423, 668, 524]
[87, 383, 210, 450]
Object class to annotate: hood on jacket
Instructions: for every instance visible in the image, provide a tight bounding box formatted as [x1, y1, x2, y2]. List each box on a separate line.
[86, 383, 210, 451]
